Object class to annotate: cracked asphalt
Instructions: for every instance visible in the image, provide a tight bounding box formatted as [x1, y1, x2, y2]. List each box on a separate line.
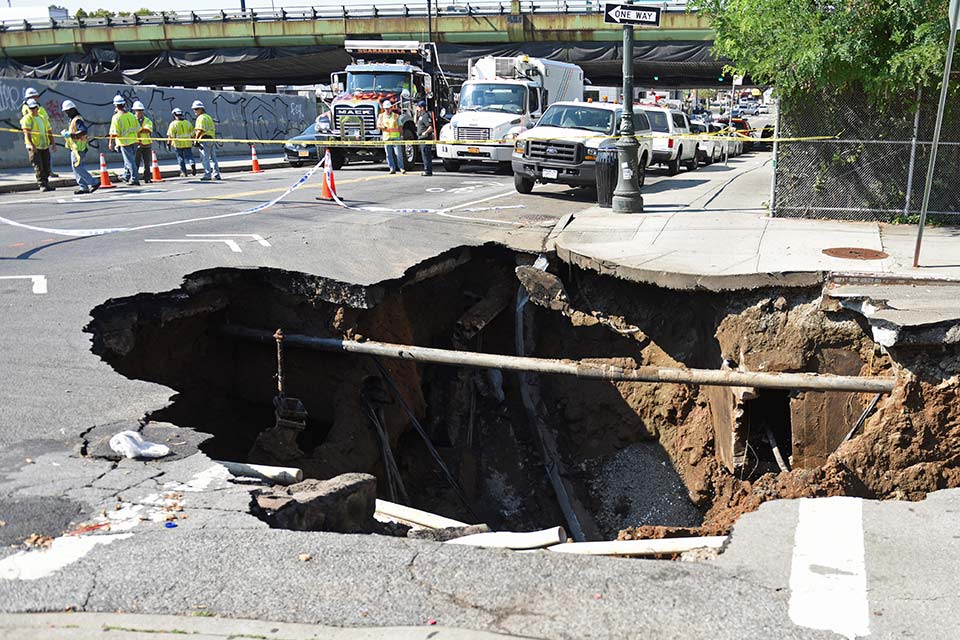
[0, 160, 956, 638]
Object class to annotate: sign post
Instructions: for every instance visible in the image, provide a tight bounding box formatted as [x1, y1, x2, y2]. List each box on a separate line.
[605, 2, 661, 214]
[913, 0, 960, 267]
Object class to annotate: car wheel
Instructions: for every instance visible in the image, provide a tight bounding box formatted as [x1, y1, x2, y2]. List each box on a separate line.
[638, 153, 647, 187]
[514, 173, 534, 194]
[331, 150, 346, 171]
[497, 161, 513, 175]
[667, 152, 681, 176]
[686, 147, 699, 171]
[442, 159, 461, 173]
[402, 129, 418, 167]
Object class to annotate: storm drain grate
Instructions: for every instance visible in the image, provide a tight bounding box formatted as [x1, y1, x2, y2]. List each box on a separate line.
[822, 247, 889, 260]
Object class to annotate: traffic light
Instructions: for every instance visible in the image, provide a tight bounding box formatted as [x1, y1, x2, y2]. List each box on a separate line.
[718, 76, 724, 82]
[653, 75, 659, 81]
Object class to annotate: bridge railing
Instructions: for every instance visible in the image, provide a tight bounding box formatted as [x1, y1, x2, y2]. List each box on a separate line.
[0, 1, 690, 33]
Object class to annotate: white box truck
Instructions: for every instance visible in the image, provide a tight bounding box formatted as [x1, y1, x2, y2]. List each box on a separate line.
[437, 55, 584, 172]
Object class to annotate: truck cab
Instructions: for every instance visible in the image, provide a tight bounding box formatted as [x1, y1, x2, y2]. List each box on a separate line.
[437, 56, 583, 173]
[317, 40, 452, 168]
[511, 101, 653, 194]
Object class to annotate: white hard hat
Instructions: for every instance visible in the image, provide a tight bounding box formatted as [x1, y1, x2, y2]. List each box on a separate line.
[113, 95, 126, 106]
[61, 100, 76, 111]
[24, 87, 39, 99]
[382, 100, 392, 109]
[132, 100, 145, 111]
[25, 98, 39, 108]
[171, 107, 184, 116]
[191, 100, 205, 110]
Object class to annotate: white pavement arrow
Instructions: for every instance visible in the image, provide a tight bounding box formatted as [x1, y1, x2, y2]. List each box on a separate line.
[144, 238, 243, 253]
[0, 275, 47, 294]
[185, 233, 271, 247]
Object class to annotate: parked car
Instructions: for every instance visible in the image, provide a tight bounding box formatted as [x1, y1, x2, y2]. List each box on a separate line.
[512, 101, 653, 194]
[640, 105, 698, 175]
[284, 115, 345, 169]
[690, 121, 721, 165]
[717, 117, 754, 152]
[708, 123, 735, 159]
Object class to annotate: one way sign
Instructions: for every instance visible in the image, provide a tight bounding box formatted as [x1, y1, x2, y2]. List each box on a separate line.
[603, 3, 662, 27]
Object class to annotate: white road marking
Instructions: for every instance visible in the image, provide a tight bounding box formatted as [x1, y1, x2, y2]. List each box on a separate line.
[186, 233, 271, 247]
[431, 190, 523, 225]
[0, 534, 133, 581]
[144, 238, 242, 253]
[789, 497, 870, 639]
[0, 188, 186, 207]
[0, 275, 47, 294]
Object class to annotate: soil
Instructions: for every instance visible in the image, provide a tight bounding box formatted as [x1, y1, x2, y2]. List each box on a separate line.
[84, 247, 960, 540]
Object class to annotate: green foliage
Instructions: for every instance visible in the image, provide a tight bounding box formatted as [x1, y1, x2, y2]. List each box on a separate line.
[691, 0, 952, 97]
[75, 8, 117, 18]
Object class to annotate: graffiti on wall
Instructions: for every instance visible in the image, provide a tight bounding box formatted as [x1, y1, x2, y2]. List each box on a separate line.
[0, 78, 317, 170]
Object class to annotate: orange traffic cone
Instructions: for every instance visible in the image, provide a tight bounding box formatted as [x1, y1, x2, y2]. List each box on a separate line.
[98, 153, 116, 189]
[150, 150, 164, 182]
[319, 167, 334, 201]
[250, 145, 263, 173]
[324, 148, 337, 196]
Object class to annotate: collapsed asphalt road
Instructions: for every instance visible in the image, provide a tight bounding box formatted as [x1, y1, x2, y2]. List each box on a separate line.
[1, 156, 957, 639]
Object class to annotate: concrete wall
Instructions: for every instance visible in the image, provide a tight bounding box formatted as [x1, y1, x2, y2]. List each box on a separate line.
[0, 77, 316, 170]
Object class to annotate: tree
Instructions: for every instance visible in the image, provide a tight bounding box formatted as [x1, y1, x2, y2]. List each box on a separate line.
[75, 8, 117, 18]
[691, 0, 952, 98]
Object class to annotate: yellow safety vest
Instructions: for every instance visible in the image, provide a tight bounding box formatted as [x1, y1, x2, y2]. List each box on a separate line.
[136, 115, 153, 146]
[378, 112, 401, 141]
[21, 104, 51, 129]
[195, 113, 215, 139]
[166, 119, 194, 148]
[64, 115, 89, 153]
[110, 110, 140, 147]
[20, 112, 50, 150]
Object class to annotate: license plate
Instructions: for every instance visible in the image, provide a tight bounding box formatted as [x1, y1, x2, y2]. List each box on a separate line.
[542, 168, 558, 179]
[298, 151, 310, 157]
[467, 147, 480, 154]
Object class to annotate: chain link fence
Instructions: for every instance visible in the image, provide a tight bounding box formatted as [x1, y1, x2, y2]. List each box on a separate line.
[772, 79, 960, 223]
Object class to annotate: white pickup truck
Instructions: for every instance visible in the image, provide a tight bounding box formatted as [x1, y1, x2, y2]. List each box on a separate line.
[511, 101, 653, 194]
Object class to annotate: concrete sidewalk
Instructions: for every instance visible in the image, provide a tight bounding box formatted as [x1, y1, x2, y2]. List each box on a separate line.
[0, 151, 291, 194]
[551, 155, 960, 347]
[0, 612, 524, 639]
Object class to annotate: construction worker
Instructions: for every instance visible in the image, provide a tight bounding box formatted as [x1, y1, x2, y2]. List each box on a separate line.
[60, 100, 99, 195]
[166, 107, 196, 177]
[192, 100, 221, 181]
[20, 98, 55, 192]
[22, 87, 59, 178]
[132, 101, 154, 184]
[377, 100, 405, 174]
[415, 101, 434, 176]
[108, 95, 141, 186]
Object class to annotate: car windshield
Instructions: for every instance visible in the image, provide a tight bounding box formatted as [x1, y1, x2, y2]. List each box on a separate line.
[300, 123, 318, 136]
[347, 72, 410, 94]
[536, 105, 614, 134]
[458, 83, 526, 114]
[644, 110, 669, 133]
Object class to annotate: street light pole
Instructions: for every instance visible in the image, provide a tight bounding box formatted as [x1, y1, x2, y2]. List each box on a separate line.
[612, 1, 643, 214]
[427, 0, 433, 43]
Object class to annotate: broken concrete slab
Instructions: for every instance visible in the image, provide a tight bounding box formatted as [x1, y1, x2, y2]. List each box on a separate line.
[256, 473, 377, 533]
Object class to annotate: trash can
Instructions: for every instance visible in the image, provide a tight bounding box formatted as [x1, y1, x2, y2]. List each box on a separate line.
[595, 147, 617, 208]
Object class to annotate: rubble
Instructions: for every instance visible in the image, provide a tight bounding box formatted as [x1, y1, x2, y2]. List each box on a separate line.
[255, 473, 377, 533]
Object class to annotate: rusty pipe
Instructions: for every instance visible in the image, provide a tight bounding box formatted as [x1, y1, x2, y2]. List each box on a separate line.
[219, 325, 896, 394]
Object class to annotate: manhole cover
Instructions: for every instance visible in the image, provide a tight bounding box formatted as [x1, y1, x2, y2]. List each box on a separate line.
[822, 247, 889, 260]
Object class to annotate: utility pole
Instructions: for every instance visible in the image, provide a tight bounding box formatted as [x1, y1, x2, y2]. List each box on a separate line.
[427, 0, 433, 43]
[611, 0, 643, 213]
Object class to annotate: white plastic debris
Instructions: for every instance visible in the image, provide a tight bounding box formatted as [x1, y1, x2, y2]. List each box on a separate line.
[108, 430, 171, 460]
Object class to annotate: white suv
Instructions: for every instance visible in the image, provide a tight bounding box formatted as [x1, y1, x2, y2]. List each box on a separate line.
[641, 105, 698, 175]
[512, 101, 653, 194]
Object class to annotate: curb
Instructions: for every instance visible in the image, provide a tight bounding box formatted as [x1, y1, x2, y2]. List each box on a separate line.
[0, 158, 290, 195]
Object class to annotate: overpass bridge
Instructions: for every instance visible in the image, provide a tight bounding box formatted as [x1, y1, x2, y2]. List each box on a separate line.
[0, 1, 727, 88]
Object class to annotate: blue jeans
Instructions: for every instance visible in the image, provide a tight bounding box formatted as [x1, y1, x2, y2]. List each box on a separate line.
[71, 149, 98, 191]
[174, 147, 195, 174]
[384, 142, 405, 172]
[199, 140, 220, 179]
[419, 144, 433, 173]
[119, 145, 139, 184]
